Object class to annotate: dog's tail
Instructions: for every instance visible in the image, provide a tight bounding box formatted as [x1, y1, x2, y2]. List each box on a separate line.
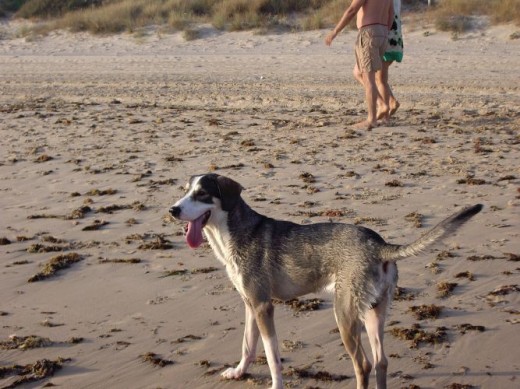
[380, 204, 483, 261]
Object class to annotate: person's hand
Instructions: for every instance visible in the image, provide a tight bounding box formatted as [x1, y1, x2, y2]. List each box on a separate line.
[325, 30, 337, 46]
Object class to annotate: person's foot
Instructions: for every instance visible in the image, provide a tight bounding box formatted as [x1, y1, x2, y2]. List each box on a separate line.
[376, 101, 390, 121]
[352, 120, 377, 130]
[377, 108, 390, 121]
[389, 100, 400, 116]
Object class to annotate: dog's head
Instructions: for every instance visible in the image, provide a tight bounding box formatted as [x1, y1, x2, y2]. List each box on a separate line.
[169, 174, 243, 248]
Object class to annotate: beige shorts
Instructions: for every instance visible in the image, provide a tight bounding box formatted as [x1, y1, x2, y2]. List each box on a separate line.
[355, 24, 389, 73]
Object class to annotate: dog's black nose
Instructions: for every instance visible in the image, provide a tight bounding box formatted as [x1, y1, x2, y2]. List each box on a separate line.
[169, 206, 181, 218]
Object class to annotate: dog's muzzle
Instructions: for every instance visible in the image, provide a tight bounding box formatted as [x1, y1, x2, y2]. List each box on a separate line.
[169, 206, 181, 218]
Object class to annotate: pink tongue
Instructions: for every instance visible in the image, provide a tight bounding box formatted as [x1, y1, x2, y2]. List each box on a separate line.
[186, 214, 205, 249]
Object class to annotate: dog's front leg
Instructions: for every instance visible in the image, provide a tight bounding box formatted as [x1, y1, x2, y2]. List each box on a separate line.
[221, 302, 259, 380]
[255, 301, 283, 389]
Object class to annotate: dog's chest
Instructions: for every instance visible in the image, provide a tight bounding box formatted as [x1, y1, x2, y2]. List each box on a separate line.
[223, 257, 247, 298]
[204, 225, 247, 298]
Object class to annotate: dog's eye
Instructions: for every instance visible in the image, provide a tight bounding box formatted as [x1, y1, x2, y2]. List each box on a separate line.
[197, 189, 207, 196]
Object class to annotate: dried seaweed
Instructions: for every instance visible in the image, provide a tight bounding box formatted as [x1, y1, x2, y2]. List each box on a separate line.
[82, 219, 109, 231]
[125, 218, 138, 226]
[393, 286, 417, 301]
[445, 384, 475, 389]
[41, 236, 66, 244]
[96, 201, 145, 213]
[273, 298, 322, 313]
[405, 212, 423, 228]
[40, 320, 64, 328]
[0, 357, 70, 389]
[0, 335, 52, 350]
[390, 324, 448, 348]
[67, 205, 92, 219]
[299, 172, 316, 183]
[172, 334, 202, 343]
[96, 204, 130, 213]
[437, 282, 458, 298]
[0, 237, 11, 245]
[285, 365, 349, 382]
[86, 188, 117, 196]
[408, 304, 443, 320]
[454, 323, 485, 334]
[34, 154, 53, 163]
[99, 258, 141, 264]
[456, 175, 487, 185]
[282, 339, 305, 351]
[67, 337, 84, 344]
[196, 360, 211, 368]
[385, 179, 404, 187]
[321, 209, 349, 217]
[160, 269, 189, 278]
[137, 235, 174, 250]
[455, 271, 475, 281]
[147, 178, 177, 188]
[467, 254, 497, 261]
[140, 352, 173, 367]
[165, 155, 184, 162]
[27, 214, 62, 220]
[353, 217, 387, 227]
[191, 266, 219, 274]
[9, 260, 31, 266]
[27, 243, 68, 253]
[487, 284, 519, 296]
[28, 253, 83, 282]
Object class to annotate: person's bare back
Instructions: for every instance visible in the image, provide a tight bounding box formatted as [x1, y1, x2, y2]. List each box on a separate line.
[357, 0, 393, 29]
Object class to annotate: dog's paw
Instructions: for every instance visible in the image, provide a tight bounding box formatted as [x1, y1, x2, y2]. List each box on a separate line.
[221, 366, 244, 380]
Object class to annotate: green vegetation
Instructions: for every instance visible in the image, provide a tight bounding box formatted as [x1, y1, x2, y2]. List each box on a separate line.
[17, 0, 103, 18]
[434, 0, 520, 32]
[0, 0, 27, 17]
[3, 0, 519, 36]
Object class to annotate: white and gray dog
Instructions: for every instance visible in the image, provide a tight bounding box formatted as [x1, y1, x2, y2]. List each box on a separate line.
[170, 173, 482, 389]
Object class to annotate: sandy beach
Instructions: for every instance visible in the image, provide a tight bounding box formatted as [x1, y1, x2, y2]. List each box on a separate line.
[1, 19, 519, 389]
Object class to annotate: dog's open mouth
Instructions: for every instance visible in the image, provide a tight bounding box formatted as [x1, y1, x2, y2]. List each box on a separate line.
[186, 211, 211, 249]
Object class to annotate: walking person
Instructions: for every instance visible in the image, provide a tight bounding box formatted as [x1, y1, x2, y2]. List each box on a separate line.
[325, 0, 394, 130]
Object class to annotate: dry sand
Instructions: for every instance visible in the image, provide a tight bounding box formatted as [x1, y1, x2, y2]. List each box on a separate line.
[1, 19, 519, 389]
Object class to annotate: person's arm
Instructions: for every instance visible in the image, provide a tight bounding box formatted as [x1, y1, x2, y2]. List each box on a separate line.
[325, 0, 365, 46]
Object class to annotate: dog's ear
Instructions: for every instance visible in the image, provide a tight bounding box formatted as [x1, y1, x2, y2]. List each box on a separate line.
[216, 175, 243, 212]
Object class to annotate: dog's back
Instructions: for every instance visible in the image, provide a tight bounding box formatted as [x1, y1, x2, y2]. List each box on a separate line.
[223, 199, 395, 305]
[221, 200, 482, 312]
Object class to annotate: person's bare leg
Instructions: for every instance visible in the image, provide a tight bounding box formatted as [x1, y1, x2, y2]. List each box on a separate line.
[353, 70, 379, 130]
[375, 62, 391, 122]
[356, 63, 387, 118]
[389, 93, 400, 116]
[376, 61, 399, 121]
[353, 63, 364, 86]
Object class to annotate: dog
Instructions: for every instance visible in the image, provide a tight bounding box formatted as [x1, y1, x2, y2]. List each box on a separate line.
[169, 173, 482, 389]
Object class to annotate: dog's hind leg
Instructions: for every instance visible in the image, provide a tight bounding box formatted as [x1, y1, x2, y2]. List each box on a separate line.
[254, 301, 283, 389]
[334, 292, 372, 389]
[364, 296, 390, 389]
[222, 303, 260, 380]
